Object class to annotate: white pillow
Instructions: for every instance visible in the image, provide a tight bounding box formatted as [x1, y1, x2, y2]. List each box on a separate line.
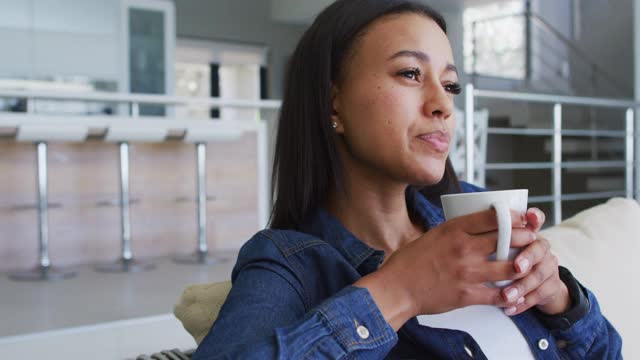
[540, 198, 640, 359]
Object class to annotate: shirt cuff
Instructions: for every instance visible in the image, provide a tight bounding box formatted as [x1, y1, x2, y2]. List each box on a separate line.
[315, 286, 398, 354]
[533, 266, 590, 331]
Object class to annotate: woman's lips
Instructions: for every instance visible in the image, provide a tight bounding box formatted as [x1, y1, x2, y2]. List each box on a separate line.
[417, 131, 450, 153]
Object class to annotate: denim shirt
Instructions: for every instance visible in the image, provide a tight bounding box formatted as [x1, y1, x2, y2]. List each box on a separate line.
[193, 183, 622, 359]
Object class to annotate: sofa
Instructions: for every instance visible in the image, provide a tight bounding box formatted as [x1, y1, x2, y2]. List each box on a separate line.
[173, 197, 640, 359]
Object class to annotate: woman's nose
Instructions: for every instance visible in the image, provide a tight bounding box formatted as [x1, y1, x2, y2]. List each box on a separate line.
[423, 82, 453, 120]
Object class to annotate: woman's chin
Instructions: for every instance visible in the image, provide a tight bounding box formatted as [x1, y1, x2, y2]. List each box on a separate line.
[408, 168, 446, 186]
[411, 160, 447, 182]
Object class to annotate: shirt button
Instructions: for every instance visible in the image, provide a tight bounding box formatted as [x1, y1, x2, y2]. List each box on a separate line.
[356, 325, 370, 339]
[538, 338, 549, 350]
[464, 345, 474, 358]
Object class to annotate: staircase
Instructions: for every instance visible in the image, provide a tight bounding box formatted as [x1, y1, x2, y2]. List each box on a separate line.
[467, 7, 633, 220]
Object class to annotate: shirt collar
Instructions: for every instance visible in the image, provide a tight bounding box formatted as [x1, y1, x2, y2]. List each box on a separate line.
[300, 191, 446, 273]
[412, 190, 446, 230]
[301, 209, 382, 273]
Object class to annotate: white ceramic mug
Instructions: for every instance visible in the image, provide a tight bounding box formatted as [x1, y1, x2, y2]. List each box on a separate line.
[440, 189, 528, 287]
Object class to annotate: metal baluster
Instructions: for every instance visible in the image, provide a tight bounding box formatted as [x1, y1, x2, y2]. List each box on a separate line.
[626, 108, 635, 199]
[257, 120, 269, 229]
[552, 104, 563, 225]
[636, 106, 640, 201]
[465, 83, 475, 184]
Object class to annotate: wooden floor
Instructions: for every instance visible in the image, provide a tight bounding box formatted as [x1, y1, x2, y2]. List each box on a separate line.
[0, 135, 260, 272]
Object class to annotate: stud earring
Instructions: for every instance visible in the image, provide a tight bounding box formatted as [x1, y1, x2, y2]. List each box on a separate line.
[332, 122, 338, 129]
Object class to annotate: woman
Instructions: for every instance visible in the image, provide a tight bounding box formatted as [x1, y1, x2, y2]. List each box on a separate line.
[193, 0, 621, 358]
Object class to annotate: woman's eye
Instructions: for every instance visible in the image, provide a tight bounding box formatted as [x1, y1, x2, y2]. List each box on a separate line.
[398, 68, 421, 81]
[444, 82, 462, 95]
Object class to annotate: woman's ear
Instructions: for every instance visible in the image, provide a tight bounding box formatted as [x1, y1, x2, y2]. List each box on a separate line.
[330, 84, 344, 134]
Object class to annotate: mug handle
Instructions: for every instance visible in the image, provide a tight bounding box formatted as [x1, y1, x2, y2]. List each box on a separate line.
[491, 200, 512, 288]
[491, 200, 511, 261]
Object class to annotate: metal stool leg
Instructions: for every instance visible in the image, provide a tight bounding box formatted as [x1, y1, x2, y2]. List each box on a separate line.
[174, 143, 227, 265]
[10, 142, 76, 281]
[95, 142, 154, 273]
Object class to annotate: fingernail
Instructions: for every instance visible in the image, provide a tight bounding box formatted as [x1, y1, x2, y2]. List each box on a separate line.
[521, 213, 527, 225]
[517, 258, 530, 273]
[504, 287, 518, 302]
[504, 306, 517, 315]
[517, 297, 525, 305]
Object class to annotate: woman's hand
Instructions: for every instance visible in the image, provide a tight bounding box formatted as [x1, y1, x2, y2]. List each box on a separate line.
[500, 208, 571, 316]
[355, 208, 536, 330]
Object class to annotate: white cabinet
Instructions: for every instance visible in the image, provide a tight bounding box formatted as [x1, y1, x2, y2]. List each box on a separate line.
[120, 0, 175, 114]
[0, 0, 119, 80]
[0, 0, 175, 100]
[0, 0, 30, 29]
[33, 0, 116, 34]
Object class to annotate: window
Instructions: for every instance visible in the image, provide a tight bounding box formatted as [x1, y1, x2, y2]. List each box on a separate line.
[464, 0, 526, 79]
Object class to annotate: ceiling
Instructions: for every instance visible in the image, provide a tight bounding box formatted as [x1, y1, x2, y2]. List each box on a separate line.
[270, 0, 516, 24]
[270, 0, 336, 24]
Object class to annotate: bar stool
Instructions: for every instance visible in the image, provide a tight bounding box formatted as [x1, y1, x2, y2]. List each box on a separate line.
[9, 120, 89, 281]
[173, 122, 242, 265]
[94, 117, 168, 273]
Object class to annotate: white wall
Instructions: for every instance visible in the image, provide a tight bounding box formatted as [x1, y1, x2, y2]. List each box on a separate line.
[530, 0, 572, 93]
[572, 0, 634, 98]
[271, 0, 334, 24]
[532, 0, 633, 98]
[175, 0, 308, 99]
[441, 10, 464, 76]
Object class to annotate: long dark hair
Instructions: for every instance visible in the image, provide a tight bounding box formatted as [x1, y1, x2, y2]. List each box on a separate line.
[270, 0, 461, 230]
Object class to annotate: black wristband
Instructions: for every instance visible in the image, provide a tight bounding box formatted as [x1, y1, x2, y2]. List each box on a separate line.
[533, 266, 590, 331]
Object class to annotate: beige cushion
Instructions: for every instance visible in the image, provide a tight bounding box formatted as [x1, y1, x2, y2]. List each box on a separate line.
[174, 280, 232, 344]
[541, 197, 639, 359]
[174, 198, 639, 356]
